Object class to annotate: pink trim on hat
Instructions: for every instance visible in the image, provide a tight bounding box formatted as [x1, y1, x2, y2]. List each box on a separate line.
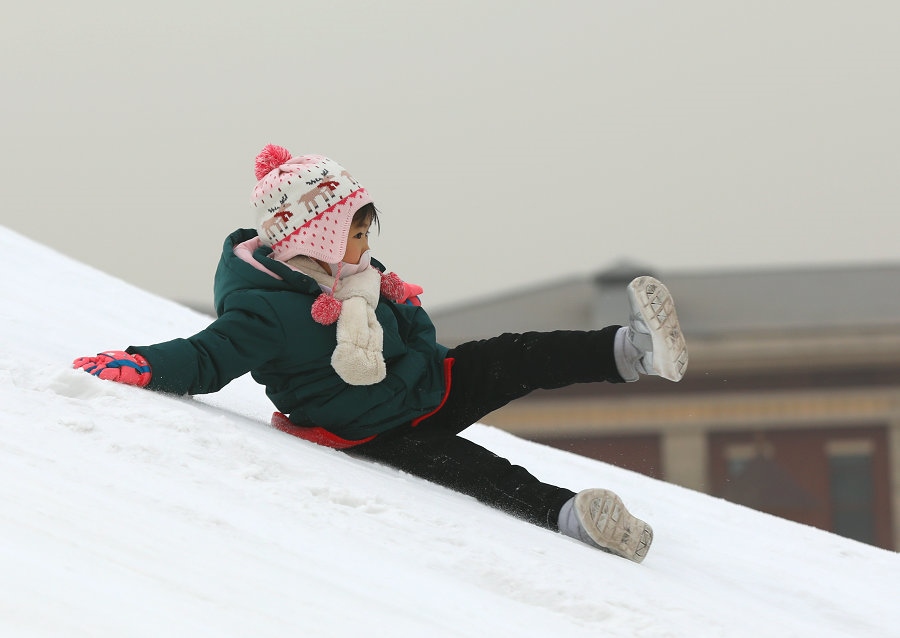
[270, 187, 371, 264]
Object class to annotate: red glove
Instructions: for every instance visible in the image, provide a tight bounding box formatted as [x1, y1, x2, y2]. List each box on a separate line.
[380, 272, 423, 306]
[72, 351, 152, 387]
[399, 281, 423, 307]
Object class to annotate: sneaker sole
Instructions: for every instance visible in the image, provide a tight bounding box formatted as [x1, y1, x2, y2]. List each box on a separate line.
[627, 276, 688, 382]
[575, 489, 653, 563]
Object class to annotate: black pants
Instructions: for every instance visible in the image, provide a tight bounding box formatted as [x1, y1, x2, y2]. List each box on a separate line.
[347, 328, 625, 530]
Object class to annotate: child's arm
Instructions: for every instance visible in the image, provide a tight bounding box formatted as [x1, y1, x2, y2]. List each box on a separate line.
[73, 295, 286, 396]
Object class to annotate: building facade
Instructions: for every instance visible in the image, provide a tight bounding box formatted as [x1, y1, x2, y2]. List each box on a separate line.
[429, 263, 900, 550]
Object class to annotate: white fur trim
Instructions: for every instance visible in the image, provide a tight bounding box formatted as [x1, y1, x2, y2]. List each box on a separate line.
[329, 267, 385, 385]
[333, 267, 382, 307]
[331, 296, 386, 385]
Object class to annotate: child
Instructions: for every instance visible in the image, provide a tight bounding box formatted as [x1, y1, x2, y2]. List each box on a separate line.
[74, 144, 688, 563]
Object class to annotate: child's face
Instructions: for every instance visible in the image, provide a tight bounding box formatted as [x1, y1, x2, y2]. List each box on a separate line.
[342, 216, 372, 265]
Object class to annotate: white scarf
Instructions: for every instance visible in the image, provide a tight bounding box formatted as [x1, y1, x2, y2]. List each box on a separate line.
[285, 254, 386, 386]
[329, 266, 385, 385]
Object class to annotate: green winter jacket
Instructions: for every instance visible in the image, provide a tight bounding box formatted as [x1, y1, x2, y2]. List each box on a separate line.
[128, 228, 449, 441]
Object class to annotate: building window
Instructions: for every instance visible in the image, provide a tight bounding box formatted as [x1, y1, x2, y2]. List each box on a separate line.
[827, 440, 876, 545]
[724, 441, 774, 480]
[720, 439, 817, 515]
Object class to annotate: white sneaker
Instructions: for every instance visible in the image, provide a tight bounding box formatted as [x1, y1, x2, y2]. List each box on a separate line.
[573, 489, 653, 563]
[624, 276, 688, 382]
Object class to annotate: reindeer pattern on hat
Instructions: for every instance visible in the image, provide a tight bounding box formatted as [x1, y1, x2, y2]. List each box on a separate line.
[297, 169, 342, 214]
[252, 149, 372, 262]
[261, 193, 294, 242]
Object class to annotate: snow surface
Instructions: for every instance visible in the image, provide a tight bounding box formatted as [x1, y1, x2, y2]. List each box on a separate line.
[1, 225, 897, 638]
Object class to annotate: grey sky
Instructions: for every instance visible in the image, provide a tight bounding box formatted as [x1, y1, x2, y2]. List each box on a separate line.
[2, 1, 899, 311]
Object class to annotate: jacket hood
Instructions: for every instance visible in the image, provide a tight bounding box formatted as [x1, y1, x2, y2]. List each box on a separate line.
[213, 229, 321, 316]
[213, 229, 388, 317]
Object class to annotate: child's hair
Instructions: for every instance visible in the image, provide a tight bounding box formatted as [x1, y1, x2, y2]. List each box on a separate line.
[355, 202, 381, 234]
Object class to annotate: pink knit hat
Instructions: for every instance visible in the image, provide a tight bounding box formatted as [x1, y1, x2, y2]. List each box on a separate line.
[252, 144, 373, 263]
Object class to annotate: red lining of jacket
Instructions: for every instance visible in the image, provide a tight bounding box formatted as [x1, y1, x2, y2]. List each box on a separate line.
[271, 357, 455, 449]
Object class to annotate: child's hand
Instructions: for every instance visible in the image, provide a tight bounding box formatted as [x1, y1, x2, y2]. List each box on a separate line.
[381, 272, 423, 306]
[72, 351, 152, 387]
[400, 281, 423, 306]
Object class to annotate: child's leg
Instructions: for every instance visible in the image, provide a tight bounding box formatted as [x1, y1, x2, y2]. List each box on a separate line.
[349, 328, 621, 530]
[429, 327, 624, 436]
[348, 429, 576, 530]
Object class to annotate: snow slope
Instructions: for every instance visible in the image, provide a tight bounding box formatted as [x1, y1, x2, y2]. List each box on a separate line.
[0, 225, 897, 638]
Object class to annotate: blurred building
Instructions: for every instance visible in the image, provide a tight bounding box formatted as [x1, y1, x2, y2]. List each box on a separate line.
[429, 263, 900, 551]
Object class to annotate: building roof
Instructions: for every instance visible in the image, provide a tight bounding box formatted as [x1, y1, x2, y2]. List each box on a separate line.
[431, 262, 900, 342]
[429, 262, 900, 376]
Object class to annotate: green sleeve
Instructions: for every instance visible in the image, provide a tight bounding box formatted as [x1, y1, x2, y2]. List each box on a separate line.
[128, 297, 286, 396]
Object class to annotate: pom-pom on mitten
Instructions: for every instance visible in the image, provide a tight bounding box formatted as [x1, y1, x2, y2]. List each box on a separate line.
[380, 272, 424, 305]
[254, 144, 293, 180]
[380, 272, 405, 301]
[72, 350, 152, 387]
